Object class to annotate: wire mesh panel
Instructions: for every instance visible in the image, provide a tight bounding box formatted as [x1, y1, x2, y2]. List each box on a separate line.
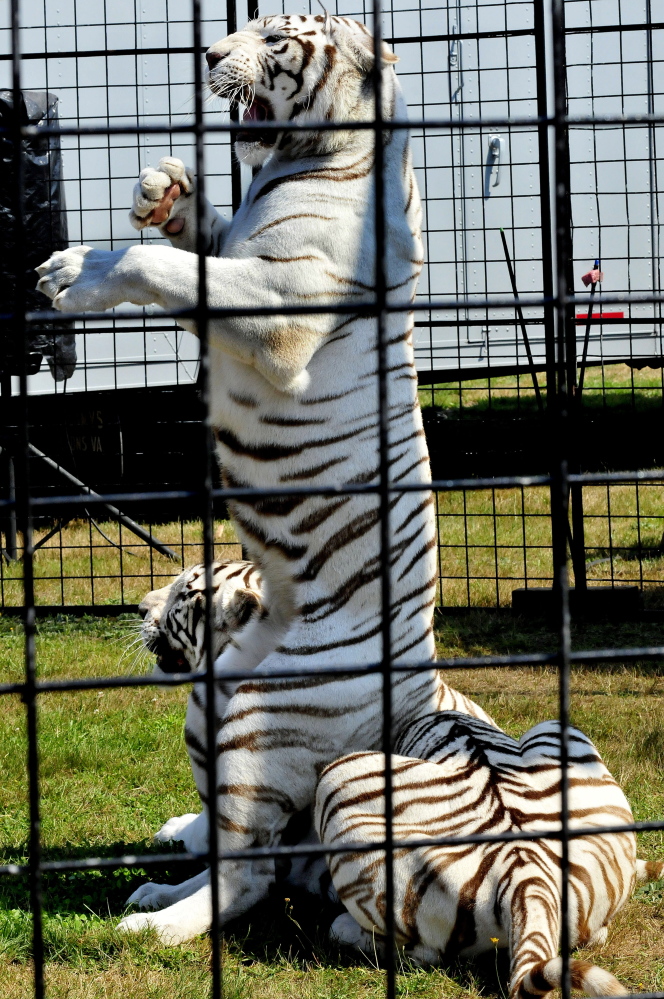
[1, 1, 664, 999]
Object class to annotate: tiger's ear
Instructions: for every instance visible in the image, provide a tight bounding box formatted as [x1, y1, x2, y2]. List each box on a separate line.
[224, 587, 262, 631]
[330, 20, 399, 72]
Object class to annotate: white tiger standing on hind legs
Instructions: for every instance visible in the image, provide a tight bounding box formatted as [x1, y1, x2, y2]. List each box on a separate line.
[36, 13, 493, 943]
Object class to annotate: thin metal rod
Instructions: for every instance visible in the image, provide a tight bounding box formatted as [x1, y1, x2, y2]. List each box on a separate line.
[499, 228, 544, 412]
[15, 107, 664, 142]
[225, 0, 242, 215]
[5, 813, 664, 879]
[27, 444, 180, 561]
[0, 28, 537, 63]
[31, 517, 74, 553]
[3, 19, 661, 64]
[577, 271, 598, 395]
[551, 1, 573, 996]
[19, 285, 664, 327]
[0, 465, 661, 520]
[3, 640, 664, 699]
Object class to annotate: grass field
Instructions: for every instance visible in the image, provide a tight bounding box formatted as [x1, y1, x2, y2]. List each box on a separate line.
[1, 611, 663, 998]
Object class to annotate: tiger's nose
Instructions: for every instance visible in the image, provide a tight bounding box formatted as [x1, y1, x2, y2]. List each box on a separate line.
[206, 50, 224, 70]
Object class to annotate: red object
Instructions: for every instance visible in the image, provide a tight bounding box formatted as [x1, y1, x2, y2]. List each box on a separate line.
[581, 268, 604, 286]
[576, 311, 624, 323]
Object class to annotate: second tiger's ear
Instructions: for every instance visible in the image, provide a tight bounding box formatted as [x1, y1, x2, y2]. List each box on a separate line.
[225, 587, 262, 631]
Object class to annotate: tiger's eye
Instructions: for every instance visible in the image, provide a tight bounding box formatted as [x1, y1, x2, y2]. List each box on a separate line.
[264, 35, 283, 44]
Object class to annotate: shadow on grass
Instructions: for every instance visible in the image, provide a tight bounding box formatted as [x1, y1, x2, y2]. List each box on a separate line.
[224, 884, 512, 998]
[435, 609, 664, 668]
[0, 840, 206, 918]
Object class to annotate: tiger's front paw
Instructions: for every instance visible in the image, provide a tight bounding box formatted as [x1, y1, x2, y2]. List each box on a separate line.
[330, 912, 385, 959]
[130, 157, 194, 232]
[36, 246, 125, 312]
[126, 880, 176, 911]
[117, 910, 194, 945]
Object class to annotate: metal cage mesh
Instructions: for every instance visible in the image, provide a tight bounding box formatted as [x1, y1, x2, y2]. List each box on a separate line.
[1, 0, 664, 997]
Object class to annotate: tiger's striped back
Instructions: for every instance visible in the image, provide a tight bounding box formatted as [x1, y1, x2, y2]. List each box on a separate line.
[315, 712, 637, 998]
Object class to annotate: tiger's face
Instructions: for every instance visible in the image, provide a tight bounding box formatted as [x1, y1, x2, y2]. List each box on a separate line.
[139, 561, 262, 675]
[206, 14, 398, 165]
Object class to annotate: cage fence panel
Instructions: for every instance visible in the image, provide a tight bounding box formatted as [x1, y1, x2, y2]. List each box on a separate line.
[0, 0, 662, 608]
[1, 0, 664, 998]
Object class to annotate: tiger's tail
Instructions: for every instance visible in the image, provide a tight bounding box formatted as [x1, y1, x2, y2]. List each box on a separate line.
[636, 858, 664, 883]
[507, 879, 628, 999]
[515, 958, 628, 998]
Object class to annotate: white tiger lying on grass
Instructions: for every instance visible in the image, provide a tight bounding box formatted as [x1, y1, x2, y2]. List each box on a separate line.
[316, 711, 664, 998]
[134, 561, 494, 899]
[135, 563, 663, 992]
[37, 12, 471, 943]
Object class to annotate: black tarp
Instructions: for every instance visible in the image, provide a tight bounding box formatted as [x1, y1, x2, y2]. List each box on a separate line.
[0, 89, 75, 381]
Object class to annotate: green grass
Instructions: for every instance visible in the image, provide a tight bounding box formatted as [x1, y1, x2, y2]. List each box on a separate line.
[0, 612, 663, 997]
[418, 362, 664, 415]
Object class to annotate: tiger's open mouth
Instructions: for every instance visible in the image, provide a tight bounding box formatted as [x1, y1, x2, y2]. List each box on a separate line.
[146, 633, 192, 674]
[238, 98, 275, 146]
[156, 652, 191, 674]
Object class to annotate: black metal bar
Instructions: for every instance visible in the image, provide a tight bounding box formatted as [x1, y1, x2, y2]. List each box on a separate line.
[372, 0, 396, 993]
[5, 813, 664, 878]
[0, 29, 537, 63]
[4, 21, 662, 65]
[225, 0, 242, 216]
[0, 466, 660, 520]
[190, 0, 222, 991]
[499, 228, 544, 412]
[3, 639, 664, 698]
[15, 109, 664, 142]
[19, 286, 664, 326]
[550, 2, 573, 998]
[9, 4, 44, 996]
[534, 0, 556, 422]
[0, 438, 18, 561]
[27, 444, 180, 561]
